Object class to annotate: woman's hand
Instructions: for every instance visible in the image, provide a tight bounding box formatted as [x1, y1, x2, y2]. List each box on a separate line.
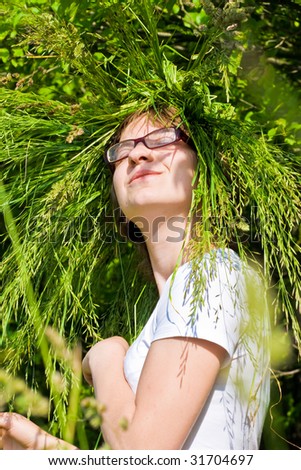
[0, 412, 77, 450]
[82, 336, 129, 386]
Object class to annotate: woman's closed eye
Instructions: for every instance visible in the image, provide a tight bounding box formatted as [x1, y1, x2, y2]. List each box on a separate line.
[116, 145, 132, 160]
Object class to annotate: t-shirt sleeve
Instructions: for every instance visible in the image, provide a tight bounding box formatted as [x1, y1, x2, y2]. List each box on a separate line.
[152, 253, 247, 364]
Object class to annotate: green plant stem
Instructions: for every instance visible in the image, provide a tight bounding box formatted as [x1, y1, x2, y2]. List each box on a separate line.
[63, 345, 82, 443]
[76, 407, 90, 450]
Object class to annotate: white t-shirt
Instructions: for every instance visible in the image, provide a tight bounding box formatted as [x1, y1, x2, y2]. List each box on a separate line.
[124, 249, 270, 449]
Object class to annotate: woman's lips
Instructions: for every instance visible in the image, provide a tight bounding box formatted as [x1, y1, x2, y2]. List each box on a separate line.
[129, 170, 162, 184]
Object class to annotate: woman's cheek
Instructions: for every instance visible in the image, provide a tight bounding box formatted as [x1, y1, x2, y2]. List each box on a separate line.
[112, 177, 127, 214]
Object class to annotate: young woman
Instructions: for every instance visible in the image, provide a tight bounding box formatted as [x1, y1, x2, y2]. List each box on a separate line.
[0, 109, 270, 450]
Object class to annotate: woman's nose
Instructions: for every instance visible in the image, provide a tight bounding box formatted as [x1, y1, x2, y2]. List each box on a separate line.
[128, 142, 154, 164]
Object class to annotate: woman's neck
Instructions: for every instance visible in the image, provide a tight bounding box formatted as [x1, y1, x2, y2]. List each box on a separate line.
[142, 215, 191, 294]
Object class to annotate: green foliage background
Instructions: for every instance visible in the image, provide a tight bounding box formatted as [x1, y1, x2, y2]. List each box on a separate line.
[1, 0, 301, 449]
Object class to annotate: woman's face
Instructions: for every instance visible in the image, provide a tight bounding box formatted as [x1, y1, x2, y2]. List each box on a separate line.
[112, 114, 197, 224]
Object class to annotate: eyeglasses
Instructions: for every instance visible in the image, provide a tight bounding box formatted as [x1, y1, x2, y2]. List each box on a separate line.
[105, 127, 189, 164]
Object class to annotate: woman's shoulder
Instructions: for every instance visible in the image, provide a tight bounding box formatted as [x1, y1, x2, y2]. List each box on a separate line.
[178, 247, 244, 281]
[202, 247, 242, 268]
[162, 248, 262, 304]
[167, 247, 264, 305]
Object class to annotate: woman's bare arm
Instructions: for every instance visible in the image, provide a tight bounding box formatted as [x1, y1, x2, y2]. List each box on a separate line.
[83, 335, 226, 449]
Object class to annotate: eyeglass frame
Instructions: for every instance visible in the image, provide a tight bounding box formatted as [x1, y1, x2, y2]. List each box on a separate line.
[105, 127, 191, 165]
